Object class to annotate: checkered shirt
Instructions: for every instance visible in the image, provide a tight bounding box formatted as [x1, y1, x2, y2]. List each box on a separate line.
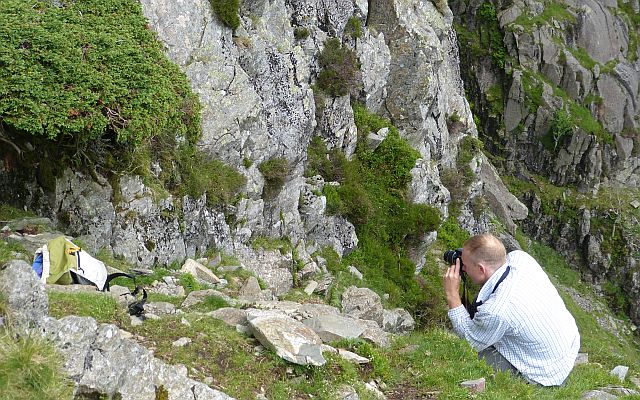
[448, 250, 580, 386]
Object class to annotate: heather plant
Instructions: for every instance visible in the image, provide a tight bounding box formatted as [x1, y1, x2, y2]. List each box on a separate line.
[317, 38, 361, 97]
[0, 0, 200, 154]
[0, 0, 245, 209]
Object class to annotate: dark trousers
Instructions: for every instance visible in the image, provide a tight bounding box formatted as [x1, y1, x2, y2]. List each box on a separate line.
[479, 346, 520, 375]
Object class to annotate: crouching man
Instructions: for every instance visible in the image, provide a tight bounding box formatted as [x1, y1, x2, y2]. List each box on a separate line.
[443, 233, 580, 386]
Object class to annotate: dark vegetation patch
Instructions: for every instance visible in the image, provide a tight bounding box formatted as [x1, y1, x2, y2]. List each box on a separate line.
[305, 104, 441, 320]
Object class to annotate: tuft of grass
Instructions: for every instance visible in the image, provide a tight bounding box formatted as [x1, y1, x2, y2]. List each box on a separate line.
[0, 204, 34, 221]
[175, 144, 246, 206]
[178, 273, 203, 294]
[185, 295, 229, 312]
[258, 157, 290, 199]
[0, 239, 28, 265]
[568, 47, 597, 70]
[511, 2, 576, 33]
[345, 16, 362, 39]
[293, 27, 309, 40]
[0, 332, 74, 399]
[209, 0, 240, 30]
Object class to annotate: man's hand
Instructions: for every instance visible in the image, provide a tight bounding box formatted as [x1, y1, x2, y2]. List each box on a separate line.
[443, 259, 463, 309]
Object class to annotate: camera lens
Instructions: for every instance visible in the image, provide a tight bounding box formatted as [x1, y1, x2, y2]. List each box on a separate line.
[443, 250, 456, 264]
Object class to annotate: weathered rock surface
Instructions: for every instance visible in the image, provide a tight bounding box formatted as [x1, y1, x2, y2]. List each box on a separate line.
[341, 286, 384, 326]
[41, 316, 234, 400]
[0, 260, 48, 333]
[247, 313, 326, 366]
[303, 314, 367, 342]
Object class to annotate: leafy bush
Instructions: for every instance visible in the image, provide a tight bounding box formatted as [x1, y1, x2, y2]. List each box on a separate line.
[317, 38, 360, 97]
[542, 109, 573, 152]
[210, 0, 241, 30]
[477, 3, 506, 68]
[0, 0, 200, 153]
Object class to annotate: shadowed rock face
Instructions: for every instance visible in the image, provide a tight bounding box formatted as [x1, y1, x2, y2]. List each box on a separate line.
[455, 0, 640, 190]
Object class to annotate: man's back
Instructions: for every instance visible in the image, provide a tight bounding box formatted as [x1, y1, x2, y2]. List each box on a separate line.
[489, 250, 580, 385]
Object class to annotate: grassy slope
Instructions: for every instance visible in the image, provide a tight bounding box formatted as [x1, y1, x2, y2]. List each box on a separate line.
[2, 228, 637, 399]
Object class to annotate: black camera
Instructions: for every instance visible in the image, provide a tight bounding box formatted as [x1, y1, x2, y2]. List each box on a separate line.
[444, 248, 466, 281]
[443, 248, 463, 266]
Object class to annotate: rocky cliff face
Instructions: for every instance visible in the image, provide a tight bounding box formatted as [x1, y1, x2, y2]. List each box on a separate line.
[452, 0, 640, 321]
[454, 0, 640, 189]
[5, 0, 638, 322]
[1, 0, 495, 271]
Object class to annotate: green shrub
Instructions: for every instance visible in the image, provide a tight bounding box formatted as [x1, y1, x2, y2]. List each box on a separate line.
[258, 157, 290, 198]
[315, 105, 441, 312]
[345, 17, 362, 39]
[293, 27, 310, 40]
[210, 0, 241, 30]
[317, 38, 360, 97]
[542, 109, 573, 151]
[0, 0, 200, 156]
[477, 3, 506, 68]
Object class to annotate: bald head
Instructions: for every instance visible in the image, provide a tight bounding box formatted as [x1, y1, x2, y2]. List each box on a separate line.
[463, 233, 507, 273]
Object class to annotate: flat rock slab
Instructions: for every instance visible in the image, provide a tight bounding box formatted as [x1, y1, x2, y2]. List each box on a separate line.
[248, 315, 325, 366]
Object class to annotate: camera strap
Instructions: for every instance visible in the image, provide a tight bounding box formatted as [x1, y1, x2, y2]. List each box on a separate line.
[468, 266, 511, 319]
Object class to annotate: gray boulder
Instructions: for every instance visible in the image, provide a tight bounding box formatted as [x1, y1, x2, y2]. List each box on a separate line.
[479, 154, 528, 234]
[0, 260, 48, 333]
[303, 314, 367, 342]
[41, 316, 234, 399]
[341, 286, 384, 326]
[299, 183, 359, 257]
[248, 314, 326, 366]
[206, 308, 249, 327]
[382, 308, 415, 334]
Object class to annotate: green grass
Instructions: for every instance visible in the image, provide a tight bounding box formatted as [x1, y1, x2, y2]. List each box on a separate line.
[0, 331, 74, 400]
[25, 232, 640, 399]
[511, 2, 576, 33]
[0, 204, 35, 221]
[0, 239, 28, 265]
[47, 290, 128, 325]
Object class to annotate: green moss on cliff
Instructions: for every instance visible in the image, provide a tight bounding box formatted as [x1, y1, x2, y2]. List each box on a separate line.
[511, 2, 576, 33]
